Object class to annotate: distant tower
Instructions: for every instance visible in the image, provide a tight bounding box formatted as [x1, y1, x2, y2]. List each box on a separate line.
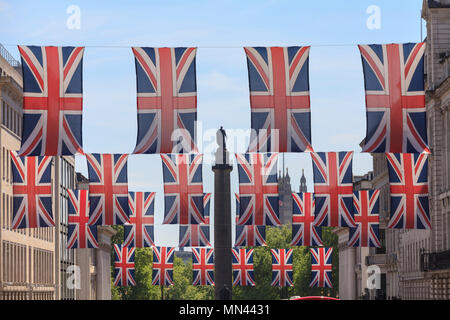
[278, 168, 293, 225]
[299, 169, 307, 193]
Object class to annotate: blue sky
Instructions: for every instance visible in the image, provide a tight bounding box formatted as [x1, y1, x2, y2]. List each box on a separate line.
[0, 0, 425, 247]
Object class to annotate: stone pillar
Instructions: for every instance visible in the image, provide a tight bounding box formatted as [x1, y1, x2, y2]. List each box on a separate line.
[96, 226, 116, 300]
[213, 127, 233, 300]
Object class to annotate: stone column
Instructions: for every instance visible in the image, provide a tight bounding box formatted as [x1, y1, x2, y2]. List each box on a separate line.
[96, 226, 116, 300]
[213, 127, 233, 300]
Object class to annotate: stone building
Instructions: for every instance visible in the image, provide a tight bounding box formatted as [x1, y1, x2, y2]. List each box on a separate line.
[363, 0, 450, 300]
[75, 172, 116, 300]
[333, 172, 375, 300]
[278, 168, 308, 225]
[0, 44, 76, 299]
[0, 44, 115, 300]
[419, 0, 450, 300]
[278, 169, 293, 225]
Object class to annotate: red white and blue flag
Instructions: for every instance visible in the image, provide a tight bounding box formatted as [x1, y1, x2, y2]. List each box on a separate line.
[192, 248, 214, 286]
[201, 193, 211, 224]
[86, 154, 130, 226]
[244, 46, 313, 153]
[358, 43, 428, 154]
[235, 225, 266, 247]
[311, 152, 355, 228]
[291, 192, 322, 247]
[132, 47, 197, 154]
[235, 153, 280, 226]
[271, 249, 294, 287]
[348, 190, 381, 247]
[179, 225, 211, 247]
[234, 194, 266, 247]
[232, 248, 255, 286]
[67, 189, 98, 249]
[161, 154, 204, 224]
[124, 192, 155, 248]
[113, 244, 136, 286]
[310, 247, 333, 288]
[17, 46, 84, 156]
[10, 152, 54, 229]
[386, 153, 431, 229]
[152, 246, 175, 286]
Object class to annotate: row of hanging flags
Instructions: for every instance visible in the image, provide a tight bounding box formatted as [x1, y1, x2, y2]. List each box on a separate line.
[9, 151, 430, 242]
[113, 245, 333, 288]
[15, 42, 428, 156]
[10, 42, 429, 288]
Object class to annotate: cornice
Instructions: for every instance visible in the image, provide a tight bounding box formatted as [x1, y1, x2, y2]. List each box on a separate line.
[0, 76, 23, 104]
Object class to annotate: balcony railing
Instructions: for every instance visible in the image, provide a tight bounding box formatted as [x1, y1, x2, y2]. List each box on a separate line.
[365, 254, 387, 266]
[0, 44, 20, 68]
[421, 249, 450, 272]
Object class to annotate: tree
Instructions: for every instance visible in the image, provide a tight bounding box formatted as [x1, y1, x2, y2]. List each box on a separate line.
[110, 224, 339, 300]
[232, 225, 292, 300]
[166, 256, 214, 300]
[110, 226, 214, 300]
[110, 226, 160, 300]
[232, 225, 339, 299]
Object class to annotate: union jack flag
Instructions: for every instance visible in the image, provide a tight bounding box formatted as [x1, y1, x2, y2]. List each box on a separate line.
[386, 153, 431, 229]
[310, 247, 333, 288]
[17, 46, 84, 156]
[234, 194, 266, 247]
[271, 249, 294, 287]
[179, 225, 211, 247]
[232, 248, 255, 286]
[113, 244, 136, 286]
[132, 47, 197, 154]
[358, 43, 429, 153]
[10, 152, 54, 229]
[124, 192, 155, 248]
[291, 192, 322, 247]
[161, 154, 204, 224]
[235, 153, 280, 226]
[311, 152, 355, 228]
[244, 46, 313, 153]
[235, 225, 266, 247]
[192, 248, 214, 286]
[86, 154, 130, 226]
[201, 193, 211, 224]
[348, 190, 381, 247]
[152, 246, 175, 286]
[67, 189, 98, 249]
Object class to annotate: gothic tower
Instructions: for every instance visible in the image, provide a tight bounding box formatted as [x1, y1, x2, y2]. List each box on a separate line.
[278, 168, 293, 225]
[299, 169, 307, 193]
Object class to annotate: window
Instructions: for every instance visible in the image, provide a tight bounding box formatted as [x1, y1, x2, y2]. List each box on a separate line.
[2, 193, 5, 229]
[1, 101, 6, 125]
[6, 104, 10, 129]
[7, 149, 10, 183]
[447, 110, 450, 190]
[2, 147, 4, 180]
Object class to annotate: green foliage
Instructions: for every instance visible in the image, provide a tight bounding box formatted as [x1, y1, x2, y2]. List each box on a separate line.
[165, 256, 214, 300]
[110, 225, 213, 300]
[233, 225, 339, 299]
[110, 225, 160, 300]
[110, 224, 339, 300]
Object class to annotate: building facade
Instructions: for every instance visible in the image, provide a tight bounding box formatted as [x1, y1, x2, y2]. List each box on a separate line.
[75, 172, 116, 300]
[278, 168, 308, 225]
[0, 45, 77, 300]
[334, 172, 375, 300]
[278, 169, 293, 225]
[359, 0, 450, 300]
[419, 0, 450, 300]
